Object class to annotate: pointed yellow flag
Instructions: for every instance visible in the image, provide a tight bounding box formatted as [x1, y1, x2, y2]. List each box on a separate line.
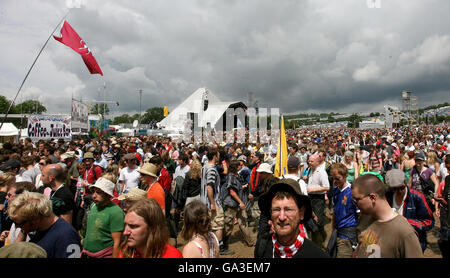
[274, 115, 288, 178]
[163, 106, 169, 116]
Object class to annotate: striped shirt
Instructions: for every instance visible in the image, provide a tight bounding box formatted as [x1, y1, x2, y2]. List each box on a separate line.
[369, 152, 382, 169]
[201, 164, 222, 209]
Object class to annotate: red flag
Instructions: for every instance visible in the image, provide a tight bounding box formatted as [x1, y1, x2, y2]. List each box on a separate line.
[53, 20, 103, 76]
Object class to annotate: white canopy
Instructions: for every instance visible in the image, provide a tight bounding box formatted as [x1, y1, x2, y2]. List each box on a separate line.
[117, 128, 134, 136]
[0, 123, 19, 136]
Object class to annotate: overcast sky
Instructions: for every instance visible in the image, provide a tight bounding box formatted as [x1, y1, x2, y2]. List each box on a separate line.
[1, 0, 450, 118]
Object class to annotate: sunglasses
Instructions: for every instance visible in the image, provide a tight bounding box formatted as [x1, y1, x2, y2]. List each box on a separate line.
[352, 194, 370, 204]
[39, 162, 46, 166]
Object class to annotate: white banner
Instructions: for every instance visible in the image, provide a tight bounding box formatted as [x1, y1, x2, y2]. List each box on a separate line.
[27, 115, 71, 141]
[71, 99, 89, 131]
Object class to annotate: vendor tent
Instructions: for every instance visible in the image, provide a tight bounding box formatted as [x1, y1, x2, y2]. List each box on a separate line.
[0, 123, 19, 136]
[0, 123, 19, 143]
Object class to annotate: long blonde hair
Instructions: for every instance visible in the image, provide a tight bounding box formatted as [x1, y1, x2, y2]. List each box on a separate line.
[189, 159, 202, 180]
[427, 151, 439, 164]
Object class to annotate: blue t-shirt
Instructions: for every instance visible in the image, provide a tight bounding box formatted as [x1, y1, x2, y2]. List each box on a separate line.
[30, 217, 81, 258]
[332, 184, 359, 239]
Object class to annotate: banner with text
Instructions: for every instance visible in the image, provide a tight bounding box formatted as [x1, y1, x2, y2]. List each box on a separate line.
[71, 99, 89, 132]
[27, 115, 72, 141]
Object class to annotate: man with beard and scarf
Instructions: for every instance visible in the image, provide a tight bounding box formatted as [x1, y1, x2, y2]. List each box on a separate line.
[252, 164, 279, 257]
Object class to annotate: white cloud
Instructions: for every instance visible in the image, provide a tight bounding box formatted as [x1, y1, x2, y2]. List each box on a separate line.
[353, 60, 381, 81]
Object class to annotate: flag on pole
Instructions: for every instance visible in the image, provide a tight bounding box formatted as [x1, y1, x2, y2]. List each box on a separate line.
[163, 106, 169, 116]
[53, 20, 103, 76]
[274, 115, 288, 178]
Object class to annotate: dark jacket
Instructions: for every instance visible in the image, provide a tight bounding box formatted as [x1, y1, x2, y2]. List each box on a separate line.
[440, 176, 450, 231]
[386, 186, 435, 234]
[255, 235, 329, 258]
[183, 171, 201, 198]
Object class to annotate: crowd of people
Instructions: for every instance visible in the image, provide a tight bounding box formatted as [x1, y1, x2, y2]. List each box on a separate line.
[0, 122, 449, 258]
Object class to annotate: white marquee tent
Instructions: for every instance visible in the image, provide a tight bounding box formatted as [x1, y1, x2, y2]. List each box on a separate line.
[0, 123, 19, 143]
[0, 123, 19, 136]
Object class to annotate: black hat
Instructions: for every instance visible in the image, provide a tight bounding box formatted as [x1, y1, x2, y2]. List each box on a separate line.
[287, 156, 300, 169]
[414, 151, 426, 161]
[0, 159, 20, 171]
[258, 179, 312, 224]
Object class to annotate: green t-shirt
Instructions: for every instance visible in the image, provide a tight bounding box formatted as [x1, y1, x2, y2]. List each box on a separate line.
[84, 201, 124, 253]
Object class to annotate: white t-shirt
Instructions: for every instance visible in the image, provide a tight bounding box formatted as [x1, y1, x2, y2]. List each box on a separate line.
[174, 165, 190, 180]
[437, 163, 448, 181]
[392, 191, 408, 216]
[307, 165, 330, 195]
[119, 166, 141, 192]
[282, 174, 308, 196]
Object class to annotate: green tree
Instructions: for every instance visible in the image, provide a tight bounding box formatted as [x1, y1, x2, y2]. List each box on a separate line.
[0, 95, 12, 114]
[13, 100, 47, 114]
[141, 107, 164, 125]
[90, 103, 110, 115]
[112, 114, 130, 124]
[347, 113, 362, 128]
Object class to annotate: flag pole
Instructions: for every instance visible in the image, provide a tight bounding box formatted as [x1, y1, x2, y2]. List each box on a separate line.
[0, 10, 70, 131]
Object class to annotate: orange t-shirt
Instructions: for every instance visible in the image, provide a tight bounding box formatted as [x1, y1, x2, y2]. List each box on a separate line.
[146, 181, 165, 210]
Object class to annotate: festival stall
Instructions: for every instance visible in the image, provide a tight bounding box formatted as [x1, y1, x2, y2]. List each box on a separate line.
[0, 123, 20, 143]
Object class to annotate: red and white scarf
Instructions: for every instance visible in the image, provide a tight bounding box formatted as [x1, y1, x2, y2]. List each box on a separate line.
[272, 224, 306, 258]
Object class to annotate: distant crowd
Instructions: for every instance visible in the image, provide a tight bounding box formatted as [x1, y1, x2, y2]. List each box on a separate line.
[0, 122, 449, 258]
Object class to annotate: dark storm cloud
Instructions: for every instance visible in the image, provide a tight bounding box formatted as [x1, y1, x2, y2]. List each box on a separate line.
[1, 0, 450, 116]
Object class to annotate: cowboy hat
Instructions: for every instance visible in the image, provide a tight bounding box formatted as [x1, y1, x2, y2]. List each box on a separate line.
[118, 187, 147, 201]
[258, 178, 312, 223]
[138, 163, 158, 178]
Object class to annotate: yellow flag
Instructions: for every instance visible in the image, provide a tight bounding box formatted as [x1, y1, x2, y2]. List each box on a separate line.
[163, 106, 169, 116]
[274, 115, 288, 178]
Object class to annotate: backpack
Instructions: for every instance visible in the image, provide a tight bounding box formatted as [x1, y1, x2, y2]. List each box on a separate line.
[172, 175, 186, 208]
[415, 167, 435, 195]
[415, 166, 436, 213]
[91, 165, 101, 182]
[221, 175, 239, 208]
